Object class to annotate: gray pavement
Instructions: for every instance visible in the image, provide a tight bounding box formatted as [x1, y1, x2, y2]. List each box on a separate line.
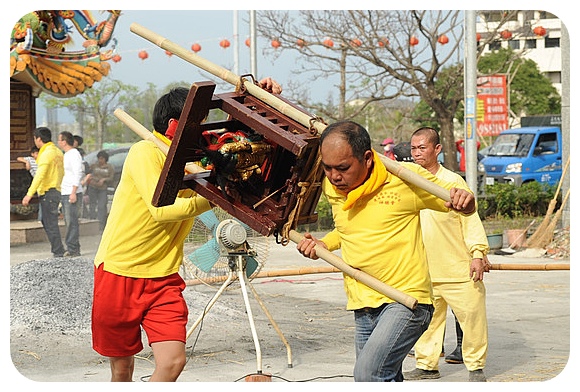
[8, 231, 574, 384]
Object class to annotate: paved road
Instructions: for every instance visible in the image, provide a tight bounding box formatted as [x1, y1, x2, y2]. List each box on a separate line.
[8, 232, 573, 384]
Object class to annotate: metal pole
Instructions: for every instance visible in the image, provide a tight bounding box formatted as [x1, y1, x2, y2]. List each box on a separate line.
[233, 10, 239, 75]
[464, 10, 478, 196]
[250, 10, 257, 77]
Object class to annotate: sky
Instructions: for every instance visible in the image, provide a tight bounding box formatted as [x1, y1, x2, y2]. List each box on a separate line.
[10, 8, 329, 124]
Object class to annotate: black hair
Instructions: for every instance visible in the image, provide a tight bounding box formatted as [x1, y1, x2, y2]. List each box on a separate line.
[34, 127, 53, 143]
[320, 120, 371, 161]
[152, 87, 189, 135]
[97, 150, 109, 161]
[412, 127, 440, 146]
[73, 135, 84, 146]
[59, 131, 74, 146]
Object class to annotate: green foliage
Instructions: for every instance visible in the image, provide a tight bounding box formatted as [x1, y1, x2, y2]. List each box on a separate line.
[300, 194, 335, 232]
[478, 48, 561, 116]
[479, 182, 555, 219]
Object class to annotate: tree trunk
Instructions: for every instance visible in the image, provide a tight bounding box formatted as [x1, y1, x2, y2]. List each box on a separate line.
[439, 116, 458, 172]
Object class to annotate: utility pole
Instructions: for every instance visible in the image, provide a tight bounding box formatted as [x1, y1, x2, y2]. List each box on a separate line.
[464, 10, 479, 196]
[233, 11, 239, 75]
[249, 10, 257, 78]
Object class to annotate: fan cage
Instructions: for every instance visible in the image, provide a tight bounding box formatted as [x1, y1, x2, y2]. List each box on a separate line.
[182, 208, 270, 288]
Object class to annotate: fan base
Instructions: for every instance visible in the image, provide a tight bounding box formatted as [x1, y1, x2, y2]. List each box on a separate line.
[245, 373, 272, 382]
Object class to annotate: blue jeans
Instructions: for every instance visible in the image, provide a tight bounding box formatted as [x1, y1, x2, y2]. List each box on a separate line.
[88, 186, 108, 231]
[353, 302, 433, 382]
[40, 188, 65, 257]
[61, 193, 81, 254]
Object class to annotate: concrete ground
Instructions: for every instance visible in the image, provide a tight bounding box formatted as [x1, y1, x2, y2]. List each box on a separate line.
[7, 229, 574, 385]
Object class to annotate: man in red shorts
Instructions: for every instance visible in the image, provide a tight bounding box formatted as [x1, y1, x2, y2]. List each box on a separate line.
[92, 78, 282, 382]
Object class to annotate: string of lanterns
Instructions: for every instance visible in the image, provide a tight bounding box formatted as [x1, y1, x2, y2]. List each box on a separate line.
[111, 27, 548, 64]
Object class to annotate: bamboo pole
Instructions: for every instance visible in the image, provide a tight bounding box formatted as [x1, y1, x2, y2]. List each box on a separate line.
[184, 262, 569, 287]
[113, 108, 208, 175]
[490, 263, 569, 271]
[288, 230, 418, 310]
[129, 23, 453, 204]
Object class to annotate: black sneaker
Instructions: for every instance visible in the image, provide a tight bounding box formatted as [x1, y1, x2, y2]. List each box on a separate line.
[403, 368, 441, 380]
[469, 369, 487, 382]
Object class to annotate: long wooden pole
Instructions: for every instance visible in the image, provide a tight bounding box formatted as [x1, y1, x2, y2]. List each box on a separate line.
[288, 230, 418, 310]
[129, 23, 452, 204]
[113, 108, 208, 176]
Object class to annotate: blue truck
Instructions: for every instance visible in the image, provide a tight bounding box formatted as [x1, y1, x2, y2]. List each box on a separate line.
[477, 126, 563, 187]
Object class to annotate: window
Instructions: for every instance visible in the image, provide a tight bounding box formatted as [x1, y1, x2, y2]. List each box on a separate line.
[525, 39, 537, 49]
[539, 11, 558, 20]
[489, 40, 502, 51]
[508, 39, 520, 50]
[545, 37, 560, 48]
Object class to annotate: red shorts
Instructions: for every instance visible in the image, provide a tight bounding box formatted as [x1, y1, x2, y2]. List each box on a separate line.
[92, 264, 188, 357]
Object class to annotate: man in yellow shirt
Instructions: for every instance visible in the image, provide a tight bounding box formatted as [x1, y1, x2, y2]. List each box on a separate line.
[22, 127, 65, 257]
[404, 127, 490, 382]
[296, 120, 477, 382]
[91, 78, 281, 382]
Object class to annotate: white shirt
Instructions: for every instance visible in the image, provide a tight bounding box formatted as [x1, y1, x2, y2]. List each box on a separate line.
[61, 148, 84, 196]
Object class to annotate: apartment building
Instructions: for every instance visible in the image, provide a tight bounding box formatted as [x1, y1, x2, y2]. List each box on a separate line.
[476, 10, 562, 95]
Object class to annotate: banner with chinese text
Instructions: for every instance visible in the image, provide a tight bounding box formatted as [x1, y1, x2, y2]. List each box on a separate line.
[476, 74, 508, 136]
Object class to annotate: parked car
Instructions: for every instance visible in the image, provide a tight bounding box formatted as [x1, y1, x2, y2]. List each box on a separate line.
[84, 147, 130, 192]
[478, 126, 562, 187]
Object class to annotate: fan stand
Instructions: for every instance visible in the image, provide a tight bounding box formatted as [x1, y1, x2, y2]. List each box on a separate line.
[186, 252, 293, 380]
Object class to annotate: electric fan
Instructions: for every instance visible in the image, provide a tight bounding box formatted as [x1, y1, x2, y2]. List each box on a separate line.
[182, 207, 270, 288]
[182, 207, 292, 374]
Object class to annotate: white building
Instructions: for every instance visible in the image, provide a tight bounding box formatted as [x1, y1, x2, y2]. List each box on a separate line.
[476, 10, 562, 95]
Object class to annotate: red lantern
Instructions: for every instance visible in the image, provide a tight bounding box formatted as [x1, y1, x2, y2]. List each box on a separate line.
[296, 38, 305, 48]
[271, 39, 281, 49]
[219, 39, 230, 49]
[437, 34, 449, 45]
[377, 37, 389, 47]
[165, 50, 173, 57]
[410, 36, 419, 46]
[245, 38, 251, 47]
[112, 54, 121, 63]
[350, 38, 362, 47]
[138, 50, 148, 60]
[476, 33, 482, 42]
[533, 26, 547, 37]
[500, 30, 512, 40]
[191, 43, 201, 53]
[323, 37, 334, 48]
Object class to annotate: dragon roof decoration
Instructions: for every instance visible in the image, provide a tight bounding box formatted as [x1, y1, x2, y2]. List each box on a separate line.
[10, 10, 121, 97]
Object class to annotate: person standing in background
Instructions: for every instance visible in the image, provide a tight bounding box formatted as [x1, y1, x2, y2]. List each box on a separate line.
[380, 137, 396, 160]
[22, 127, 65, 258]
[17, 146, 39, 177]
[86, 150, 115, 231]
[17, 146, 41, 221]
[404, 127, 490, 382]
[58, 131, 84, 257]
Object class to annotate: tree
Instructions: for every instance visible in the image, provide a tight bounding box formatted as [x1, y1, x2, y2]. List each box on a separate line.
[477, 48, 561, 120]
[257, 10, 522, 171]
[40, 78, 139, 150]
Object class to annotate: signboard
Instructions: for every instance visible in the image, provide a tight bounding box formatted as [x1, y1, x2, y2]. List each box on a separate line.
[476, 74, 508, 136]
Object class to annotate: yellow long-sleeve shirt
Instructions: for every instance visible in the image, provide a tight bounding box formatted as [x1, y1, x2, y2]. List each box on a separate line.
[320, 161, 471, 310]
[419, 165, 489, 283]
[94, 138, 212, 278]
[26, 142, 64, 196]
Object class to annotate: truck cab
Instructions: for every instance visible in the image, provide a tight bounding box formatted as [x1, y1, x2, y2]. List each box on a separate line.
[478, 126, 562, 187]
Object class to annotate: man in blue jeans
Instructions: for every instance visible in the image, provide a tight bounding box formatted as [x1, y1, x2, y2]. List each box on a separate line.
[58, 131, 84, 257]
[22, 127, 65, 257]
[296, 121, 478, 381]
